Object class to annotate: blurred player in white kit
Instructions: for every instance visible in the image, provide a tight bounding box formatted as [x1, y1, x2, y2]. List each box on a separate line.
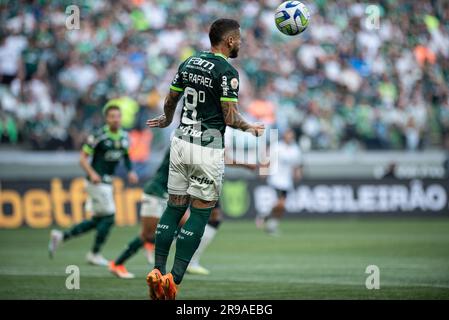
[257, 128, 302, 235]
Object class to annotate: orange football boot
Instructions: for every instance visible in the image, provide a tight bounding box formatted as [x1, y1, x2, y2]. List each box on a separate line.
[161, 273, 178, 300]
[109, 261, 135, 279]
[146, 268, 165, 300]
[144, 242, 155, 251]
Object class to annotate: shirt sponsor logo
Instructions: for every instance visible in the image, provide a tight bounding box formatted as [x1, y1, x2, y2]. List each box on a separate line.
[191, 175, 214, 185]
[180, 228, 194, 236]
[104, 150, 123, 161]
[179, 124, 202, 137]
[189, 57, 215, 70]
[221, 76, 229, 96]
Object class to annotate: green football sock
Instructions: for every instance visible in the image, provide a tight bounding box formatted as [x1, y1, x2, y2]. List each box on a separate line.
[174, 225, 182, 239]
[154, 203, 188, 274]
[92, 215, 115, 253]
[171, 205, 212, 284]
[63, 219, 97, 240]
[115, 236, 143, 265]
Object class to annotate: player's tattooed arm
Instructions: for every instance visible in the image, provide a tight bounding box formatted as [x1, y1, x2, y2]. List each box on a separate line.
[221, 101, 265, 136]
[163, 90, 182, 125]
[221, 101, 251, 131]
[147, 90, 182, 128]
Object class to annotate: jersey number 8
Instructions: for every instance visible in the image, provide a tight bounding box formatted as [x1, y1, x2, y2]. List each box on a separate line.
[182, 86, 205, 124]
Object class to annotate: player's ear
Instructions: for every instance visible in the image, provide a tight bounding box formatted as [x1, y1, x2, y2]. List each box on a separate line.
[225, 35, 233, 47]
[228, 30, 240, 46]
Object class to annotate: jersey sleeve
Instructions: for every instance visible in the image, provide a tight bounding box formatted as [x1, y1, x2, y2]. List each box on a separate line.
[82, 131, 100, 155]
[220, 67, 239, 103]
[122, 133, 133, 171]
[169, 61, 186, 93]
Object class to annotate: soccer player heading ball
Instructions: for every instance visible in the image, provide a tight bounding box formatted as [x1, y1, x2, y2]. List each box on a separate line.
[146, 18, 265, 300]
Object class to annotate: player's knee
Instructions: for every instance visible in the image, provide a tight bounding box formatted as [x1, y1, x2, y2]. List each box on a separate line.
[168, 194, 190, 207]
[97, 216, 114, 233]
[191, 197, 216, 209]
[141, 229, 155, 243]
[209, 207, 222, 221]
[105, 216, 115, 226]
[207, 219, 221, 229]
[278, 196, 286, 205]
[274, 200, 286, 211]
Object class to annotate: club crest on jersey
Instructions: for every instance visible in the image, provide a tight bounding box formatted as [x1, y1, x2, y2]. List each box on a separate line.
[87, 135, 95, 145]
[230, 78, 239, 90]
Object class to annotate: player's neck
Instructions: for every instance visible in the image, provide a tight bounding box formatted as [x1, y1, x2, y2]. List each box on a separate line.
[106, 125, 119, 133]
[211, 46, 229, 59]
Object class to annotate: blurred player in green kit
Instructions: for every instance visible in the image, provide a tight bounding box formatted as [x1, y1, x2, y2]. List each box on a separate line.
[48, 104, 138, 265]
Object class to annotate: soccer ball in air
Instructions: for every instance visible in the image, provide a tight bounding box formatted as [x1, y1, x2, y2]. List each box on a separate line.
[274, 1, 310, 36]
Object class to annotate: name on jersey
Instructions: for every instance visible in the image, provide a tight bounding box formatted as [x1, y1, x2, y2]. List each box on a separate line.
[185, 72, 213, 88]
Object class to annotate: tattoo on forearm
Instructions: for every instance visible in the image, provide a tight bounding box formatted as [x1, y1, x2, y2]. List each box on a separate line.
[164, 90, 181, 123]
[221, 101, 251, 131]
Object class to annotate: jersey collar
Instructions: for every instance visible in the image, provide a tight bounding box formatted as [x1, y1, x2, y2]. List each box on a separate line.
[213, 52, 228, 61]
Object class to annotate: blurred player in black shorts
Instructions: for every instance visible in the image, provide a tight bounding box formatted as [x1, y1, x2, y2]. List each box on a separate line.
[257, 129, 302, 235]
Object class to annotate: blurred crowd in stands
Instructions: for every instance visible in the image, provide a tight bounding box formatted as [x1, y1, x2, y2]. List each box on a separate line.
[1, 0, 449, 159]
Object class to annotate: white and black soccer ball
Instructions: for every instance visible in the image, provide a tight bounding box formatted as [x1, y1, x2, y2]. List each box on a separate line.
[274, 1, 311, 36]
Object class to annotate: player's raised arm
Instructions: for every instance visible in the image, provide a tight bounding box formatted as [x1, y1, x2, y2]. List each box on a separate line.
[221, 100, 265, 137]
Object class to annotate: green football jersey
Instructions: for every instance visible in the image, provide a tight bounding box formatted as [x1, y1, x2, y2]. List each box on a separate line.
[143, 149, 170, 198]
[171, 51, 240, 149]
[82, 125, 132, 183]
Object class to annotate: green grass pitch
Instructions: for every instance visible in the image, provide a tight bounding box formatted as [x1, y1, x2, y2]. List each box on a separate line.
[1, 218, 449, 299]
